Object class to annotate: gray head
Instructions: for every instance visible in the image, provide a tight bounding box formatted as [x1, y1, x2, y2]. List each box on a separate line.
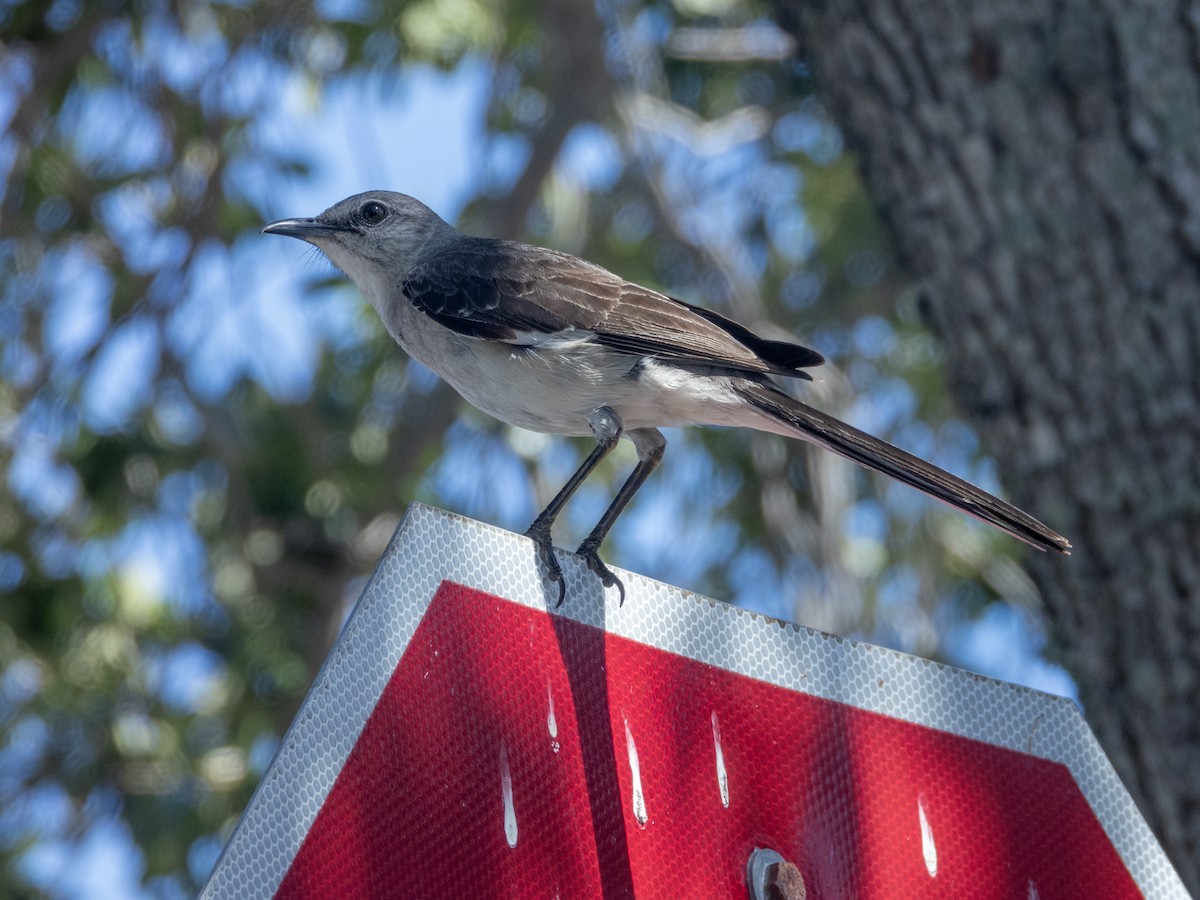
[261, 191, 456, 285]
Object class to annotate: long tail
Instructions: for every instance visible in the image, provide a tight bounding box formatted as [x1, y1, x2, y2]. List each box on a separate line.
[732, 381, 1071, 554]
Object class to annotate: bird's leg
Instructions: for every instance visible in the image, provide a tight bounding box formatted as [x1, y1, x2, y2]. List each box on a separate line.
[576, 428, 666, 606]
[526, 407, 623, 606]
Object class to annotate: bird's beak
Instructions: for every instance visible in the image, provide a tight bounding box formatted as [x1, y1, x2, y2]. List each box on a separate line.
[261, 218, 347, 240]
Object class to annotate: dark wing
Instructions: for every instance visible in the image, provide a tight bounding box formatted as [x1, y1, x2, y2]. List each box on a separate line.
[402, 238, 824, 379]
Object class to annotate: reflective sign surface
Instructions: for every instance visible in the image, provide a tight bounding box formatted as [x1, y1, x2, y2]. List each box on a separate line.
[201, 505, 1186, 899]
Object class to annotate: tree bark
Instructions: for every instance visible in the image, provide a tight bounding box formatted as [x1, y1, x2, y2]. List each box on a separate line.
[773, 0, 1200, 889]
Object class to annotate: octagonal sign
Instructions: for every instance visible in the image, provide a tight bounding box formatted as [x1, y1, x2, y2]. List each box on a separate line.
[201, 504, 1185, 898]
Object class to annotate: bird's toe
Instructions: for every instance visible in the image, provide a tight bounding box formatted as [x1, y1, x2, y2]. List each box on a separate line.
[526, 525, 567, 605]
[579, 546, 626, 605]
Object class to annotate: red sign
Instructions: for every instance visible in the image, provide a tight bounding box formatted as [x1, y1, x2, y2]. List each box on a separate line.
[201, 505, 1185, 899]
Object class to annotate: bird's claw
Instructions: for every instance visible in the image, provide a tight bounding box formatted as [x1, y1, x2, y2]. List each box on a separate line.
[527, 525, 625, 608]
[526, 523, 567, 607]
[548, 559, 567, 608]
[578, 540, 626, 606]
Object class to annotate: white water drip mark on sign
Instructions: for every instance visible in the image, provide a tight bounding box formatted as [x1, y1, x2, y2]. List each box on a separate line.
[918, 794, 937, 877]
[501, 744, 518, 848]
[625, 718, 648, 826]
[1028, 879, 1039, 899]
[711, 711, 729, 808]
[547, 679, 558, 738]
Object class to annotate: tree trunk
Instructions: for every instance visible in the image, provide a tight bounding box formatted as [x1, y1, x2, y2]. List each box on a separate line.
[773, 0, 1200, 889]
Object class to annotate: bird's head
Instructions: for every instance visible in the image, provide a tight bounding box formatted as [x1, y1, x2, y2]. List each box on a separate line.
[262, 190, 454, 285]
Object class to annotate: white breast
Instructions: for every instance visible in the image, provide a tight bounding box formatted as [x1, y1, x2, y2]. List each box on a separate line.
[366, 285, 755, 438]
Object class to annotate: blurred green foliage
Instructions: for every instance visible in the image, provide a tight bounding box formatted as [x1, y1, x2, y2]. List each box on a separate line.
[0, 0, 1036, 893]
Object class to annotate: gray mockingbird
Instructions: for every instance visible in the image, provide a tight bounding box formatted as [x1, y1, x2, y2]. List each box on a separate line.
[263, 191, 1071, 604]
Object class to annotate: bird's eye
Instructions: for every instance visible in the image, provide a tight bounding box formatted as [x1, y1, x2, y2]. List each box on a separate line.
[359, 201, 388, 225]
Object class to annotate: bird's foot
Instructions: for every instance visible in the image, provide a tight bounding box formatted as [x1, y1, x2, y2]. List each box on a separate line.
[525, 521, 566, 607]
[577, 538, 626, 607]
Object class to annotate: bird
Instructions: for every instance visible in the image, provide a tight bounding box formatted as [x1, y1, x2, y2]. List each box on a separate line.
[262, 190, 1071, 605]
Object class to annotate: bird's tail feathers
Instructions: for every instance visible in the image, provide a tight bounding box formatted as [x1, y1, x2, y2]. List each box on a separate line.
[732, 381, 1071, 555]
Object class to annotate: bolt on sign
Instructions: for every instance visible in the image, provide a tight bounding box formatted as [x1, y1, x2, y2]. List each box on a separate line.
[201, 505, 1186, 899]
